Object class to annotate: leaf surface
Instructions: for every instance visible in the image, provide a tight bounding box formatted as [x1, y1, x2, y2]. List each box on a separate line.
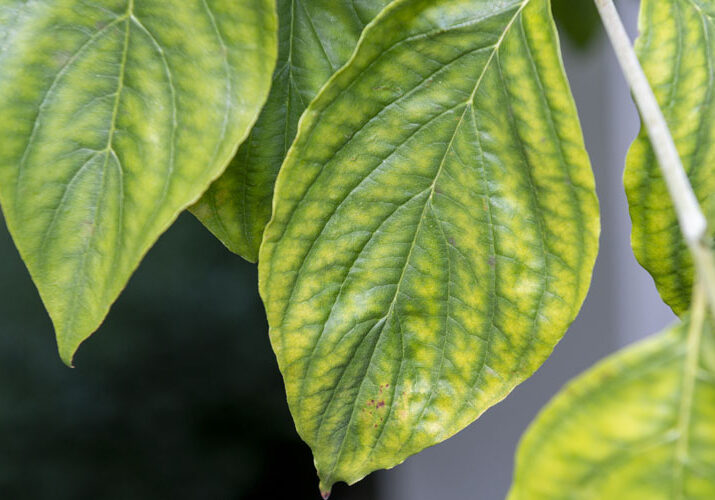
[258, 0, 600, 492]
[191, 0, 392, 261]
[510, 317, 715, 500]
[625, 0, 715, 315]
[0, 0, 277, 364]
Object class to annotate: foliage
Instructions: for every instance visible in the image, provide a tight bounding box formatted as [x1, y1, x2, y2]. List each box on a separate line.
[191, 0, 392, 261]
[511, 312, 715, 499]
[0, 0, 276, 364]
[0, 0, 713, 497]
[512, 0, 715, 497]
[258, 0, 598, 492]
[625, 0, 715, 315]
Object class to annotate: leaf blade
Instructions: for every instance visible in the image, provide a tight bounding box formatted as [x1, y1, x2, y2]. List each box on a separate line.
[625, 0, 715, 315]
[191, 0, 392, 261]
[509, 317, 715, 499]
[259, 0, 599, 491]
[0, 0, 277, 363]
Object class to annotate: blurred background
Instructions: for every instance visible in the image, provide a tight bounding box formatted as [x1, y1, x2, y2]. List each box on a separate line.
[0, 1, 677, 499]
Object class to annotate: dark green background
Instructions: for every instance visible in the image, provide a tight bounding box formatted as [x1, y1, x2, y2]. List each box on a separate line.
[0, 213, 376, 499]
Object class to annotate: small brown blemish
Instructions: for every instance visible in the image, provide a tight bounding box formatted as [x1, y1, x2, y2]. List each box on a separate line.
[448, 237, 456, 246]
[488, 256, 496, 268]
[376, 401, 386, 409]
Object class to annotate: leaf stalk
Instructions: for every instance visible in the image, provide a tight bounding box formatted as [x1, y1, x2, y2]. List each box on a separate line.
[673, 282, 706, 497]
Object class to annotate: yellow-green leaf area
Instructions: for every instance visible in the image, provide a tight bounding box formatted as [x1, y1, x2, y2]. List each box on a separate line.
[191, 0, 392, 261]
[510, 317, 715, 500]
[0, 0, 277, 364]
[625, 0, 715, 315]
[258, 0, 599, 492]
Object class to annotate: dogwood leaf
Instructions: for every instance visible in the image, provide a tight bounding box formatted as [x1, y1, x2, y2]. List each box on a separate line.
[0, 0, 277, 364]
[625, 0, 715, 315]
[258, 0, 600, 492]
[191, 0, 392, 261]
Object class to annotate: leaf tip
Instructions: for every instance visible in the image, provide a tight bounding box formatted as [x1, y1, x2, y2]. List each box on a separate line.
[318, 478, 332, 500]
[57, 337, 80, 368]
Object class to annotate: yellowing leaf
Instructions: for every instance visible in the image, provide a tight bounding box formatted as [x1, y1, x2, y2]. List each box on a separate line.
[258, 0, 599, 492]
[625, 0, 715, 315]
[191, 0, 392, 261]
[0, 0, 277, 364]
[510, 316, 715, 500]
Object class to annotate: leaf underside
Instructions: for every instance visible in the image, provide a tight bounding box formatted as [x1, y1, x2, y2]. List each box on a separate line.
[0, 0, 277, 364]
[259, 0, 599, 492]
[510, 319, 715, 500]
[625, 0, 715, 315]
[191, 0, 392, 261]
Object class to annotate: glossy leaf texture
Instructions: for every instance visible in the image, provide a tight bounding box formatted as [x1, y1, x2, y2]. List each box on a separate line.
[191, 0, 392, 261]
[0, 0, 277, 364]
[625, 0, 715, 315]
[259, 0, 600, 492]
[510, 318, 715, 499]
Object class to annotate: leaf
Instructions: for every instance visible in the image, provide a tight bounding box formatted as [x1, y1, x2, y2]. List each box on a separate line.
[0, 0, 277, 365]
[191, 0, 392, 261]
[625, 0, 715, 315]
[258, 0, 600, 493]
[509, 315, 715, 500]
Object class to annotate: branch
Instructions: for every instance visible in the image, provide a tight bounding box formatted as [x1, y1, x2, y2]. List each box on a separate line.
[594, 0, 715, 315]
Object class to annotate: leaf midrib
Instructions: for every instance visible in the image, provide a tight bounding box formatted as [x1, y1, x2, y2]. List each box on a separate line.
[267, 2, 530, 324]
[297, 5, 529, 432]
[59, 0, 134, 351]
[674, 288, 707, 499]
[320, 0, 530, 483]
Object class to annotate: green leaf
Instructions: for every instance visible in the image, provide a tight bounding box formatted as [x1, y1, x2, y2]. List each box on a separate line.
[258, 0, 599, 492]
[191, 0, 392, 261]
[0, 0, 277, 365]
[625, 0, 715, 315]
[509, 315, 715, 500]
